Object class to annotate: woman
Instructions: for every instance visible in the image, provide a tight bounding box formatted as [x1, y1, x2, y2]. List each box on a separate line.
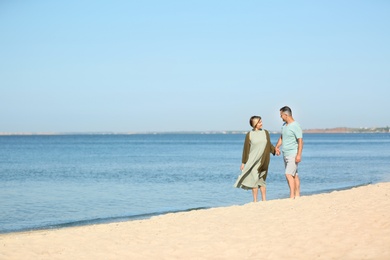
[234, 116, 276, 202]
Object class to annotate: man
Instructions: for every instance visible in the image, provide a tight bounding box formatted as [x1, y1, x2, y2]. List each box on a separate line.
[275, 106, 303, 199]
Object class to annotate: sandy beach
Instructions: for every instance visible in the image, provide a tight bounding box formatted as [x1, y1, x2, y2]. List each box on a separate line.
[1, 182, 389, 260]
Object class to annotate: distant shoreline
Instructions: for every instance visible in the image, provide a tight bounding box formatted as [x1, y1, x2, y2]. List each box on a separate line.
[303, 126, 390, 134]
[0, 127, 389, 136]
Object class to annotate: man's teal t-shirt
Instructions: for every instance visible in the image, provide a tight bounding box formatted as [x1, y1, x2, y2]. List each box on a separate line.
[281, 121, 302, 156]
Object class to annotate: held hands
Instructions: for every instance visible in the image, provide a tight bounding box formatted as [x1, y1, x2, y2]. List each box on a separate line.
[274, 147, 301, 162]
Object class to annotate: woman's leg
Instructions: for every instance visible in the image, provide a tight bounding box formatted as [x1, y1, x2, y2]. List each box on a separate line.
[252, 187, 258, 202]
[260, 186, 266, 201]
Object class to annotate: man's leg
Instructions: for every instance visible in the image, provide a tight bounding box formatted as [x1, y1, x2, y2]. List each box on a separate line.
[285, 174, 295, 198]
[294, 174, 300, 197]
[284, 155, 299, 198]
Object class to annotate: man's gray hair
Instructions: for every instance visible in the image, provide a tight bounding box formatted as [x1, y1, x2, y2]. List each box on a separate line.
[280, 106, 292, 116]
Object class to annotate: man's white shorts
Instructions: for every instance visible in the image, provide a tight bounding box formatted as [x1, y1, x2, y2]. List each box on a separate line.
[284, 155, 298, 176]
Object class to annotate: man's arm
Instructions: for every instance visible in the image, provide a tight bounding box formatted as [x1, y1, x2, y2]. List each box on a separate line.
[275, 135, 282, 156]
[296, 138, 303, 163]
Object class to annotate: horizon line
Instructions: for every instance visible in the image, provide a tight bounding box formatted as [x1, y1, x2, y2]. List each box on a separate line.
[0, 126, 389, 136]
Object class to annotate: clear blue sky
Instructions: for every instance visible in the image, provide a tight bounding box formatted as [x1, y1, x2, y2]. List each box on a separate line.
[1, 1, 389, 133]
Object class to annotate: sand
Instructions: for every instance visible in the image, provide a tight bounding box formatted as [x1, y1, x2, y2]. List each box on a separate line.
[1, 182, 390, 260]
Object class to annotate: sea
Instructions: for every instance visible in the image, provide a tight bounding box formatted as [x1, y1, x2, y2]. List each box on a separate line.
[1, 133, 390, 234]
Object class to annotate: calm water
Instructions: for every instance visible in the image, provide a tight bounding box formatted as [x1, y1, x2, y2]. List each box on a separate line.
[1, 133, 390, 233]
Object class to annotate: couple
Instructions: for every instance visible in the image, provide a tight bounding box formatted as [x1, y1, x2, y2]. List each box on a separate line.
[234, 106, 303, 202]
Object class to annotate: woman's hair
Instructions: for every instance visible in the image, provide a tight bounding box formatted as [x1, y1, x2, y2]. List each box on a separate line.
[280, 106, 292, 116]
[249, 116, 261, 128]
